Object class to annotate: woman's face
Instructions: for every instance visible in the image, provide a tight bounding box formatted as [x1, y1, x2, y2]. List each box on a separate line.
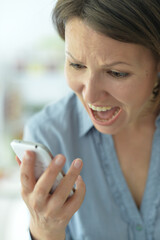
[65, 18, 160, 135]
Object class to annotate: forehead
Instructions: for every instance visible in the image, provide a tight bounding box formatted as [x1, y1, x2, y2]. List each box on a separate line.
[65, 18, 155, 65]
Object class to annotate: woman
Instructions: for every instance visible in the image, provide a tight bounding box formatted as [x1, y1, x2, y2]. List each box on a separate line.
[20, 0, 160, 239]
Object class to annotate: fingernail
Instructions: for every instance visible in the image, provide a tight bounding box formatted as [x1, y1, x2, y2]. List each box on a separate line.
[55, 156, 64, 166]
[74, 159, 82, 169]
[24, 151, 34, 160]
[24, 151, 30, 160]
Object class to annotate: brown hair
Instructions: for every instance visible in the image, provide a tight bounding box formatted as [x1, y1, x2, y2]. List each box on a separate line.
[52, 0, 160, 112]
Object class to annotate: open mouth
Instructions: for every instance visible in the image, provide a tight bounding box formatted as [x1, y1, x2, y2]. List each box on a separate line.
[88, 103, 121, 125]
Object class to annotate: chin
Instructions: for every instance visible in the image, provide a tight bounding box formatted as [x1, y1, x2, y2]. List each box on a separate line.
[92, 114, 129, 135]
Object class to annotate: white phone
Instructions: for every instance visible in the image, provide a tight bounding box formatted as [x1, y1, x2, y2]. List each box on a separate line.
[10, 139, 74, 195]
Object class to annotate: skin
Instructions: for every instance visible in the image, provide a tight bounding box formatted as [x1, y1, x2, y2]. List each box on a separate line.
[19, 152, 85, 240]
[65, 18, 160, 136]
[64, 18, 160, 208]
[18, 17, 160, 239]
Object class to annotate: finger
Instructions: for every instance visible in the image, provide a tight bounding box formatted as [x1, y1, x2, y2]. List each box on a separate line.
[15, 156, 21, 166]
[50, 158, 83, 207]
[33, 154, 66, 205]
[20, 151, 36, 195]
[63, 175, 86, 219]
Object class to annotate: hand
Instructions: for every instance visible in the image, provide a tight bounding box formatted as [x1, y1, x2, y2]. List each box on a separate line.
[19, 151, 86, 240]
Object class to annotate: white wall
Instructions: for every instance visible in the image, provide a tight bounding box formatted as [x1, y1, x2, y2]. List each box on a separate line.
[0, 0, 57, 62]
[0, 2, 69, 239]
[0, 0, 67, 169]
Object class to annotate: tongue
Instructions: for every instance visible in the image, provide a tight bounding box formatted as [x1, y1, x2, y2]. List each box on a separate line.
[95, 107, 119, 120]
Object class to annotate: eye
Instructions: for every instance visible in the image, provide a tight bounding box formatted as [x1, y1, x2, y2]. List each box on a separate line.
[69, 63, 86, 70]
[108, 70, 129, 78]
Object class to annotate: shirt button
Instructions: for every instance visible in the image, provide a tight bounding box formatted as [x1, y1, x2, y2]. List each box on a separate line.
[136, 224, 143, 231]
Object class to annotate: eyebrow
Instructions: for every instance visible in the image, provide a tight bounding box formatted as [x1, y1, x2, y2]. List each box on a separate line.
[65, 51, 84, 64]
[65, 51, 132, 67]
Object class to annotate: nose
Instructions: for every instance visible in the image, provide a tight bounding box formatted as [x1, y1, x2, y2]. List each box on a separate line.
[82, 72, 107, 103]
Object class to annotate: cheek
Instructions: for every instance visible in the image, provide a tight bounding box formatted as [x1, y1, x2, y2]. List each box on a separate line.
[113, 77, 154, 107]
[65, 65, 83, 93]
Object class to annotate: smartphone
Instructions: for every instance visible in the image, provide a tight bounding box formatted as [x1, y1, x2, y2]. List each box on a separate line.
[10, 139, 74, 195]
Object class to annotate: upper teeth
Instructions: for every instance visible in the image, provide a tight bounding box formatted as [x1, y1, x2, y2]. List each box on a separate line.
[88, 103, 112, 111]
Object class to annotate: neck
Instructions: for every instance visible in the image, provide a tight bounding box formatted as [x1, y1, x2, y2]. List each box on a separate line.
[113, 113, 157, 140]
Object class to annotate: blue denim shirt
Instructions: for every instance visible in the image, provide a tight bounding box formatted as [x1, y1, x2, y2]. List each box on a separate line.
[24, 92, 160, 240]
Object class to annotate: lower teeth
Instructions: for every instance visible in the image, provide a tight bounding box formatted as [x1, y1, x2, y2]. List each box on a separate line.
[93, 109, 120, 122]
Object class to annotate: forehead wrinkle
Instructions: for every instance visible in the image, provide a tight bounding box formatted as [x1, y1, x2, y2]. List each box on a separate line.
[66, 33, 108, 66]
[65, 17, 155, 69]
[65, 20, 128, 66]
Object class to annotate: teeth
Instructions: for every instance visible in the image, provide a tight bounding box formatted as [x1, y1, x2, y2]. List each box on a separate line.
[88, 103, 112, 111]
[93, 108, 120, 122]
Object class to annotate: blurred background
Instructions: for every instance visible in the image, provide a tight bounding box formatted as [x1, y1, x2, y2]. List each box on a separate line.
[0, 0, 70, 239]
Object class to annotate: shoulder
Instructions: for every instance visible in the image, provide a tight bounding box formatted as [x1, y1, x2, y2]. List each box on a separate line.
[26, 92, 78, 129]
[23, 92, 83, 154]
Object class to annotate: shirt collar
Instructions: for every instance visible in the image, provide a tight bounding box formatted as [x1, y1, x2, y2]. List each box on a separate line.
[76, 95, 94, 137]
[155, 113, 160, 128]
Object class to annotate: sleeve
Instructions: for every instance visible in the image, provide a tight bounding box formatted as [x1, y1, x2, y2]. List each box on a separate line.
[28, 227, 73, 240]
